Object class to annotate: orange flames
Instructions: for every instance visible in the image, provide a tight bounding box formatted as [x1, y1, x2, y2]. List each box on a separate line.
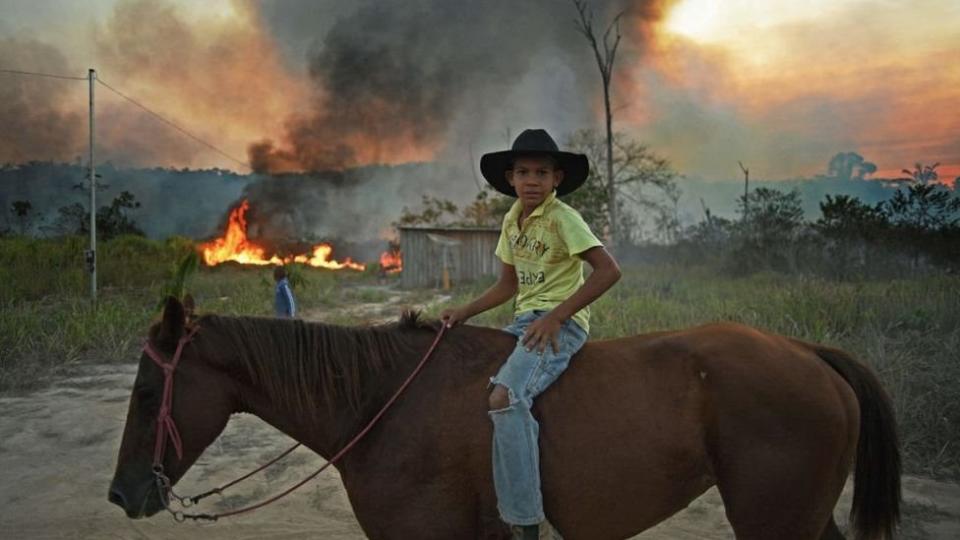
[200, 200, 365, 270]
[379, 248, 403, 274]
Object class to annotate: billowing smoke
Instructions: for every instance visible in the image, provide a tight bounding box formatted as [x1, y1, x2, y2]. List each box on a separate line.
[0, 0, 690, 247]
[224, 161, 473, 260]
[92, 0, 306, 169]
[1, 0, 305, 170]
[249, 0, 662, 173]
[11, 0, 954, 246]
[0, 38, 84, 164]
[4, 0, 956, 183]
[2, 0, 669, 175]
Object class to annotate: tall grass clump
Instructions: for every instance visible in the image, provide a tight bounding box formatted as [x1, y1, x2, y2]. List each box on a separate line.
[158, 250, 201, 307]
[0, 235, 191, 302]
[0, 293, 153, 390]
[0, 235, 378, 392]
[0, 235, 184, 390]
[0, 236, 87, 301]
[1, 235, 175, 391]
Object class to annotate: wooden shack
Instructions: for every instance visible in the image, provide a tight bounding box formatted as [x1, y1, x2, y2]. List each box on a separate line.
[398, 226, 501, 288]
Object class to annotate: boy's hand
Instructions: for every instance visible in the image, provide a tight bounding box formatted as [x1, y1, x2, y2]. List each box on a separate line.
[522, 313, 563, 355]
[441, 306, 471, 328]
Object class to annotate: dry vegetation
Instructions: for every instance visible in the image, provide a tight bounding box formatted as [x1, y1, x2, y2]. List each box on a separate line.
[1, 235, 958, 481]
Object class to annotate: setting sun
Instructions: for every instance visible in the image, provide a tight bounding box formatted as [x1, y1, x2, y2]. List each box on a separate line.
[663, 0, 721, 41]
[664, 0, 846, 43]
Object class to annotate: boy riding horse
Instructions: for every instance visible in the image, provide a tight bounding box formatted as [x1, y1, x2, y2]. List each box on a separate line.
[442, 128, 621, 539]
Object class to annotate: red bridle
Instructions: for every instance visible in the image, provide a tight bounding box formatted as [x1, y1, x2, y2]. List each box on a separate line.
[142, 325, 201, 471]
[138, 322, 448, 522]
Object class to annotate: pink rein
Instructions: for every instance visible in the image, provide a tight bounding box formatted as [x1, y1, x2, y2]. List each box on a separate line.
[141, 322, 447, 522]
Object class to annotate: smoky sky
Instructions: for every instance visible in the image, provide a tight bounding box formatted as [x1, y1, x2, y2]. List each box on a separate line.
[250, 0, 652, 173]
[0, 38, 84, 164]
[1, 0, 661, 173]
[3, 0, 956, 182]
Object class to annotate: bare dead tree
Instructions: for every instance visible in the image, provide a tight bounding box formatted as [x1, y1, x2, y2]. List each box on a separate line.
[573, 0, 625, 247]
[566, 129, 678, 245]
[738, 160, 750, 219]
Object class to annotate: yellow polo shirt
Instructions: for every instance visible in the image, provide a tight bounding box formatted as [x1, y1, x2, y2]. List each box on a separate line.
[495, 191, 603, 333]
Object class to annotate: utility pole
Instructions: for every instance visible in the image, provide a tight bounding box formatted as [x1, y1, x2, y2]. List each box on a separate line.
[87, 68, 97, 303]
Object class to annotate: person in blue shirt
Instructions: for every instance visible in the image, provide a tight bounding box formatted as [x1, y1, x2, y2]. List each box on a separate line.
[273, 266, 296, 318]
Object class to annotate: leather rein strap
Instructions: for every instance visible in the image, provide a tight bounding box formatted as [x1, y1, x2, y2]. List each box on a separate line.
[142, 322, 448, 522]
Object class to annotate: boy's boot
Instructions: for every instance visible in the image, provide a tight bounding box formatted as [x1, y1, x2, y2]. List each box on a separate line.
[510, 520, 563, 540]
[510, 525, 539, 540]
[539, 519, 563, 539]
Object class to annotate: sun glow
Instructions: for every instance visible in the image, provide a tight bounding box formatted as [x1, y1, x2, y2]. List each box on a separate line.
[663, 0, 722, 41]
[663, 0, 848, 43]
[660, 0, 852, 69]
[171, 0, 240, 22]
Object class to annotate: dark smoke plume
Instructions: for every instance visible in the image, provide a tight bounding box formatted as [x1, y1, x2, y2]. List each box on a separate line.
[0, 38, 85, 164]
[250, 0, 657, 173]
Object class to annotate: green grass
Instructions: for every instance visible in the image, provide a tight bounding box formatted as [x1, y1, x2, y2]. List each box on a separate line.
[431, 263, 960, 479]
[0, 236, 380, 392]
[345, 286, 393, 304]
[0, 235, 195, 302]
[1, 236, 958, 479]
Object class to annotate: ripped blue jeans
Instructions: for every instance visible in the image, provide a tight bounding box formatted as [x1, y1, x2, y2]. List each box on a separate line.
[489, 309, 588, 526]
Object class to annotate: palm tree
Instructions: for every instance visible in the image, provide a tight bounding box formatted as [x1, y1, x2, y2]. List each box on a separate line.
[900, 162, 940, 184]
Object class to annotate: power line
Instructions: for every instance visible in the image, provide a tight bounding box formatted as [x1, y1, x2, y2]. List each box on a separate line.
[0, 68, 87, 81]
[96, 77, 251, 170]
[1, 67, 252, 170]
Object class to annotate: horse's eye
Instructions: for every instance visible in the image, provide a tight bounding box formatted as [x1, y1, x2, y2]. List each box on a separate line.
[135, 386, 157, 404]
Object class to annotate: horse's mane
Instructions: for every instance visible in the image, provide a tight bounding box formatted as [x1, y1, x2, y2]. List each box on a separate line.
[193, 311, 433, 413]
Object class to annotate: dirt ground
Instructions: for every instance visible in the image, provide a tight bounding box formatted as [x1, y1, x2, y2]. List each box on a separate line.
[2, 289, 959, 539]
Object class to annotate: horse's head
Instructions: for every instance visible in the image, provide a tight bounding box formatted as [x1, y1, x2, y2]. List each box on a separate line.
[108, 296, 236, 518]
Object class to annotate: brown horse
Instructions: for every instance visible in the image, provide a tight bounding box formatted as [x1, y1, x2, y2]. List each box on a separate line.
[109, 297, 900, 539]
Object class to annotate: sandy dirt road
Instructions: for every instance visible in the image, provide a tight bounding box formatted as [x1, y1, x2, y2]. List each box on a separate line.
[2, 293, 958, 538]
[4, 362, 960, 539]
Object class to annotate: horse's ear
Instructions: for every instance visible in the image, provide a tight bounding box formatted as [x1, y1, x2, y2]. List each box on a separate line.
[157, 296, 185, 348]
[182, 294, 196, 324]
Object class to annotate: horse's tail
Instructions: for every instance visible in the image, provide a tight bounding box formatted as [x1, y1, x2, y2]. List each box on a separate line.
[812, 344, 901, 540]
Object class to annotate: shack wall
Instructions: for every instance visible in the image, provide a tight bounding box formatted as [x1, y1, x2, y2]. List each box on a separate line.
[398, 227, 501, 288]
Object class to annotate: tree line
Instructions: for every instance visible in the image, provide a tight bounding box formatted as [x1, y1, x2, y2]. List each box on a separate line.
[5, 191, 144, 241]
[395, 128, 958, 279]
[671, 182, 959, 278]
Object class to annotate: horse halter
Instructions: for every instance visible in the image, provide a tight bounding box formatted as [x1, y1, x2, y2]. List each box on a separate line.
[141, 325, 200, 515]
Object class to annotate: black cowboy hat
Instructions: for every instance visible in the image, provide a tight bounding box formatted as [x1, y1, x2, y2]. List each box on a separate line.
[480, 129, 589, 197]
